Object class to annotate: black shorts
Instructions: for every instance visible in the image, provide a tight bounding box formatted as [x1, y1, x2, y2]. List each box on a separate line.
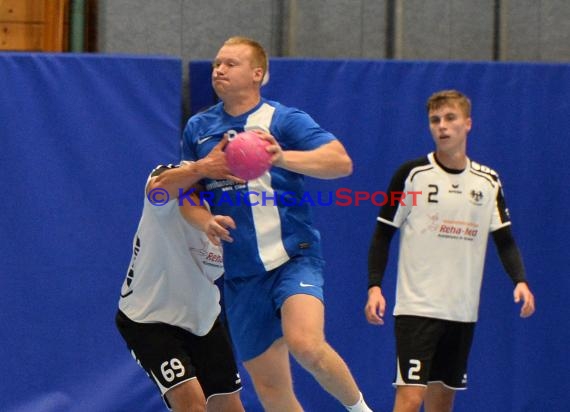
[394, 315, 475, 390]
[115, 310, 242, 404]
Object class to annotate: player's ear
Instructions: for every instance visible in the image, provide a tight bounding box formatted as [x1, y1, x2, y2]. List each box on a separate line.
[252, 67, 264, 83]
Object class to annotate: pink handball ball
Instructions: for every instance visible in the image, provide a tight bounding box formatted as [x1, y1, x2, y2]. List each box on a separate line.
[225, 131, 272, 180]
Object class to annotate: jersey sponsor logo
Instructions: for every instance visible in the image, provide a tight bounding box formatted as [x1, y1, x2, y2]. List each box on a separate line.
[438, 220, 479, 240]
[204, 179, 245, 192]
[469, 189, 484, 205]
[204, 251, 223, 266]
[197, 135, 214, 144]
[449, 183, 462, 194]
[299, 281, 316, 288]
[190, 240, 223, 268]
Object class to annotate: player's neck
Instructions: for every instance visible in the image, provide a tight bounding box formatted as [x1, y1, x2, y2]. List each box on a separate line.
[222, 93, 261, 117]
[434, 150, 467, 170]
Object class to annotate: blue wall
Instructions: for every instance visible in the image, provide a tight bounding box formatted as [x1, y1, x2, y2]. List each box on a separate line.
[0, 54, 568, 411]
[0, 53, 182, 412]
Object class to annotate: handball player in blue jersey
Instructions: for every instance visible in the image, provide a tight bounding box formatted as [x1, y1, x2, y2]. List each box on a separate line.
[176, 36, 372, 412]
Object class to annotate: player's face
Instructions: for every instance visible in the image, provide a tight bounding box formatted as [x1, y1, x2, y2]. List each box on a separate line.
[211, 44, 262, 98]
[428, 103, 472, 154]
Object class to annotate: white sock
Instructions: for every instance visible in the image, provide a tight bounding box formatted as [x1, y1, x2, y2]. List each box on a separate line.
[344, 392, 373, 412]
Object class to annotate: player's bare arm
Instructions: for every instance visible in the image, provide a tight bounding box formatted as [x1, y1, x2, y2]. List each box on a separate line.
[257, 131, 352, 179]
[148, 136, 243, 198]
[180, 201, 235, 246]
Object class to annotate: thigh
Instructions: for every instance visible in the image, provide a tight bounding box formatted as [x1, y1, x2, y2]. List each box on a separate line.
[394, 316, 445, 387]
[191, 319, 243, 400]
[243, 338, 293, 390]
[281, 294, 325, 345]
[430, 321, 475, 389]
[115, 310, 199, 405]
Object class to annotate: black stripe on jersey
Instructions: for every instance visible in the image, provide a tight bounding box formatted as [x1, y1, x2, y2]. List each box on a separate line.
[150, 163, 178, 178]
[120, 289, 133, 298]
[469, 163, 511, 224]
[495, 184, 511, 223]
[469, 161, 499, 185]
[410, 165, 434, 182]
[469, 169, 496, 188]
[380, 157, 431, 222]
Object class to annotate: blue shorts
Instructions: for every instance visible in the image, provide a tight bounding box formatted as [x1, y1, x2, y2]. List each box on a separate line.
[224, 255, 325, 362]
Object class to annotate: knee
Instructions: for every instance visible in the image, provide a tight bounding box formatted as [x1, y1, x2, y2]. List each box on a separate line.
[253, 377, 281, 397]
[287, 335, 328, 372]
[252, 378, 292, 410]
[395, 387, 424, 411]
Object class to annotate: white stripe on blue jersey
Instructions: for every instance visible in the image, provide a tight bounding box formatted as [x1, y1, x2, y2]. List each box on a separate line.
[183, 99, 335, 278]
[244, 103, 289, 271]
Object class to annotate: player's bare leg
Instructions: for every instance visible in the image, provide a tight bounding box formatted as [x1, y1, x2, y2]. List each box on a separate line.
[424, 382, 455, 412]
[244, 338, 303, 412]
[281, 294, 364, 408]
[206, 392, 245, 412]
[393, 385, 426, 412]
[165, 379, 206, 412]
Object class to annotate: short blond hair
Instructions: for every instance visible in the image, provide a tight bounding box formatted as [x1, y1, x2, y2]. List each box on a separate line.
[426, 90, 471, 117]
[223, 36, 268, 80]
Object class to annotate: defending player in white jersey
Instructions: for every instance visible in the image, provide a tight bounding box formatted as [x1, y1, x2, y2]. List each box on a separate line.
[116, 140, 245, 412]
[365, 90, 535, 412]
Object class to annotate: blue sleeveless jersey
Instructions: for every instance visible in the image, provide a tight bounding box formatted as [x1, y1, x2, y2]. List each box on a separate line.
[182, 98, 335, 279]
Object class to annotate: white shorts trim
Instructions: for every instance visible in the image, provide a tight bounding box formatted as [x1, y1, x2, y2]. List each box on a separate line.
[162, 376, 198, 397]
[206, 387, 243, 403]
[427, 380, 467, 391]
[392, 381, 467, 391]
